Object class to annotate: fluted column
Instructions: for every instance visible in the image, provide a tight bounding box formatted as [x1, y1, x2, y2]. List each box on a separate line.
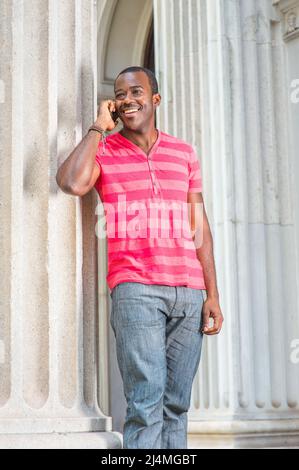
[153, 0, 299, 448]
[0, 0, 121, 448]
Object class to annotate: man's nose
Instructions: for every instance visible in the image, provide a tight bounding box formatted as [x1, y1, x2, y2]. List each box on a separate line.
[123, 92, 136, 102]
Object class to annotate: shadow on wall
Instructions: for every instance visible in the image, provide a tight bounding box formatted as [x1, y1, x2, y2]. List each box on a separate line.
[108, 296, 127, 432]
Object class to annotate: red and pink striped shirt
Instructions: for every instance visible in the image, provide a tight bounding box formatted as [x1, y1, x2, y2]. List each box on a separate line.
[94, 129, 206, 292]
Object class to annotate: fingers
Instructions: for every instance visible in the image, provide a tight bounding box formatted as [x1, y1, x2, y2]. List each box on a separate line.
[201, 314, 210, 334]
[203, 324, 220, 335]
[107, 99, 116, 113]
[98, 100, 115, 116]
[202, 324, 219, 335]
[210, 314, 223, 334]
[201, 311, 224, 335]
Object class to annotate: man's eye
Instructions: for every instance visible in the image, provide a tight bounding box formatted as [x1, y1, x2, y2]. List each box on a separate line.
[133, 90, 142, 95]
[116, 94, 125, 99]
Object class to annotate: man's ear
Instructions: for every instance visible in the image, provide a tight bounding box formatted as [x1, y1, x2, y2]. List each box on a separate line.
[153, 93, 161, 108]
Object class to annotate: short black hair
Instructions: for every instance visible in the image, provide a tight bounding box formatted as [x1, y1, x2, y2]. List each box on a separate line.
[114, 66, 159, 95]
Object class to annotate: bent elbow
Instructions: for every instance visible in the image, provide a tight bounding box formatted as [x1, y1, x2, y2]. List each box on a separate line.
[55, 168, 93, 197]
[56, 177, 79, 196]
[59, 181, 91, 197]
[69, 185, 91, 197]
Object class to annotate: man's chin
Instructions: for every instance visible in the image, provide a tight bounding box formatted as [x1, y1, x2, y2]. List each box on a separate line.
[121, 121, 143, 132]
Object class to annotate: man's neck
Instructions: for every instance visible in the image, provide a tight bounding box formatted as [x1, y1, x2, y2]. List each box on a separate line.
[120, 127, 158, 155]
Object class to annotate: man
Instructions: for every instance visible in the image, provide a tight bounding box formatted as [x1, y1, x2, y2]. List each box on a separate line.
[56, 66, 224, 449]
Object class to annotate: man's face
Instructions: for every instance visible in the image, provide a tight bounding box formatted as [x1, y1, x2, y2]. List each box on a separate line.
[114, 71, 161, 131]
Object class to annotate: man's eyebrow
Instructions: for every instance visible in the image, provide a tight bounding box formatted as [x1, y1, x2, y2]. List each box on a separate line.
[115, 85, 144, 93]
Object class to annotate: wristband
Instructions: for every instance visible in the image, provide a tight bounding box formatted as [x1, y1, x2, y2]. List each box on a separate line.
[88, 125, 107, 155]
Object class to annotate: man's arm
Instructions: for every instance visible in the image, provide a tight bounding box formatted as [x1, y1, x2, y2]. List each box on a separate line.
[187, 191, 224, 335]
[56, 132, 102, 196]
[55, 99, 117, 196]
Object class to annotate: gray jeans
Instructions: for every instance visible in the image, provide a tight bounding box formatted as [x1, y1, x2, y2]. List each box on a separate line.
[110, 281, 204, 449]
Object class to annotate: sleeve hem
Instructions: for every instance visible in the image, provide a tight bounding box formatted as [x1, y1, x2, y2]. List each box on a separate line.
[188, 187, 202, 193]
[95, 158, 102, 169]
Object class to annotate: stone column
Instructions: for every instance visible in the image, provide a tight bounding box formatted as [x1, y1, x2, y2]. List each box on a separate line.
[153, 0, 299, 448]
[0, 0, 121, 448]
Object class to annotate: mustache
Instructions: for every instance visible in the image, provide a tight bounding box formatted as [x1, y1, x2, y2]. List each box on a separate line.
[121, 105, 142, 112]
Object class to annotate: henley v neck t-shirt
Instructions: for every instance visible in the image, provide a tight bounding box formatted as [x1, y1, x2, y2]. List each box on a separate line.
[94, 129, 206, 292]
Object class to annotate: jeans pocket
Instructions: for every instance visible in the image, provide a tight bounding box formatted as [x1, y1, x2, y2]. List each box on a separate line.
[110, 298, 115, 332]
[184, 289, 205, 333]
[110, 286, 115, 299]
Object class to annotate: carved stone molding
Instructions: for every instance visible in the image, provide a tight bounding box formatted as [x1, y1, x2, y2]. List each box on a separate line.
[242, 11, 270, 42]
[273, 0, 299, 41]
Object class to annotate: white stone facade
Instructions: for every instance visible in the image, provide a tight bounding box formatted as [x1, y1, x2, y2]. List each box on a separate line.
[0, 0, 299, 448]
[0, 0, 121, 449]
[153, 0, 299, 448]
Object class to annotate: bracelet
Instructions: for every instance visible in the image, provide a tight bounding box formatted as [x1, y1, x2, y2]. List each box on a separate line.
[88, 125, 106, 134]
[88, 125, 107, 155]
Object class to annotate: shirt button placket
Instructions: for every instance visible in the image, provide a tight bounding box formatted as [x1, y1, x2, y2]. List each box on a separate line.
[148, 155, 154, 194]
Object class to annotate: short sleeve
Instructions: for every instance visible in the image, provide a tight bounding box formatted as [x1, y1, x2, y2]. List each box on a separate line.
[188, 146, 203, 193]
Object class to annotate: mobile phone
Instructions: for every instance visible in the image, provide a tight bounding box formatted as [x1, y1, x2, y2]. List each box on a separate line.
[110, 109, 119, 123]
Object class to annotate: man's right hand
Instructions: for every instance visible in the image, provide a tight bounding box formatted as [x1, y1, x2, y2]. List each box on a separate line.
[94, 99, 119, 132]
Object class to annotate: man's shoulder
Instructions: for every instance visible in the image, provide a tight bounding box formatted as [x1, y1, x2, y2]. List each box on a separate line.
[159, 130, 193, 152]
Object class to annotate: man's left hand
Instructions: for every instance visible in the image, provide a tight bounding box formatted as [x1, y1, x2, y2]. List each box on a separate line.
[201, 297, 224, 335]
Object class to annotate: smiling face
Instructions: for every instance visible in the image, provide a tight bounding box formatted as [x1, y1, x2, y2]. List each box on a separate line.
[114, 71, 161, 132]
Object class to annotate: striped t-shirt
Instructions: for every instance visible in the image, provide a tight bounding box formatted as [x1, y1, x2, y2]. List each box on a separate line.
[94, 129, 206, 292]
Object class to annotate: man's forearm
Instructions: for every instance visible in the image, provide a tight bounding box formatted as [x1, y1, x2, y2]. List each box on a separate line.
[56, 130, 102, 193]
[188, 192, 223, 333]
[195, 225, 219, 299]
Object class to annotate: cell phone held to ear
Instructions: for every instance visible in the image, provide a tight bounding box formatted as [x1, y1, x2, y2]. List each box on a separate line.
[110, 109, 119, 123]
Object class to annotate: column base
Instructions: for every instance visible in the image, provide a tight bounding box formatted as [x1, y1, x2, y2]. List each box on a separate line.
[188, 419, 299, 449]
[0, 431, 123, 449]
[188, 433, 299, 448]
